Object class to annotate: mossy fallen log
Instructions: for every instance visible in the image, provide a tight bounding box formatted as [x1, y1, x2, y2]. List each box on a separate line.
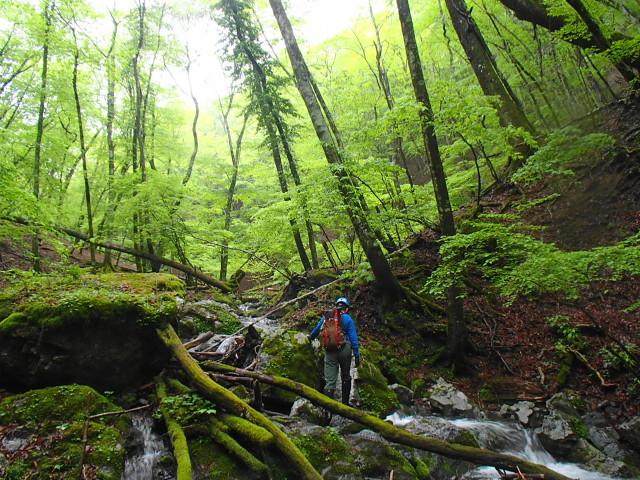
[165, 377, 268, 473]
[202, 361, 573, 480]
[219, 413, 274, 446]
[156, 324, 322, 480]
[156, 378, 193, 480]
[209, 418, 268, 473]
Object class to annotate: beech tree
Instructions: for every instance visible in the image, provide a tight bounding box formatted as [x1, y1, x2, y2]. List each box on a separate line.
[444, 0, 535, 134]
[268, 0, 406, 300]
[396, 0, 466, 366]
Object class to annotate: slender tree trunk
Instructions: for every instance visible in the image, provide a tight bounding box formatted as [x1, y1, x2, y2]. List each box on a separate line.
[444, 0, 535, 134]
[219, 100, 248, 281]
[225, 1, 312, 272]
[269, 0, 406, 301]
[396, 0, 466, 368]
[103, 14, 118, 268]
[272, 115, 319, 269]
[32, 0, 53, 272]
[182, 48, 199, 186]
[71, 32, 95, 263]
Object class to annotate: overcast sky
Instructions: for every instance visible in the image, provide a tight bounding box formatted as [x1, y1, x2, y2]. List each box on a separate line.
[84, 0, 379, 105]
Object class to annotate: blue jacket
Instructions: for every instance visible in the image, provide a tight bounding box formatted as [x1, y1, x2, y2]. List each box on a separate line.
[309, 311, 360, 359]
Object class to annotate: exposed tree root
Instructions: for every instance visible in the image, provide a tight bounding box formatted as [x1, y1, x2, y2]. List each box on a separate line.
[202, 361, 573, 480]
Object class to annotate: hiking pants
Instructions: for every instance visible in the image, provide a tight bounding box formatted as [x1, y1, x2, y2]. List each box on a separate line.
[324, 342, 352, 395]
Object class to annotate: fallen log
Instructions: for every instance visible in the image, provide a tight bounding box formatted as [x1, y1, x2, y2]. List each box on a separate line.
[183, 331, 214, 350]
[156, 324, 322, 480]
[166, 378, 268, 473]
[156, 377, 192, 480]
[202, 361, 573, 480]
[5, 217, 231, 292]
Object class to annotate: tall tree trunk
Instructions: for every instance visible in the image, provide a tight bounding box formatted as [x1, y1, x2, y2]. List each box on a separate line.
[269, 0, 406, 301]
[31, 0, 53, 272]
[71, 31, 95, 263]
[564, 0, 636, 82]
[226, 2, 312, 272]
[444, 0, 535, 134]
[272, 115, 320, 269]
[219, 100, 248, 282]
[182, 47, 199, 186]
[103, 13, 119, 268]
[396, 0, 466, 368]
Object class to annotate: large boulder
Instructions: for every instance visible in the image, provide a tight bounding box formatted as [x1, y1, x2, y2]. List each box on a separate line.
[0, 273, 182, 390]
[356, 357, 400, 417]
[427, 378, 474, 417]
[255, 330, 322, 406]
[0, 385, 128, 479]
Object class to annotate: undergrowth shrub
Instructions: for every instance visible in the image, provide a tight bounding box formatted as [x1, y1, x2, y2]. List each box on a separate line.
[424, 215, 640, 301]
[511, 127, 615, 186]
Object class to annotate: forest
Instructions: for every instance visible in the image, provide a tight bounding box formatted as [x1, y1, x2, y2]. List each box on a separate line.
[0, 0, 639, 478]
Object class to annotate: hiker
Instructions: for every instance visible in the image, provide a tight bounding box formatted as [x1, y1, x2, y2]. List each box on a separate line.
[308, 296, 361, 405]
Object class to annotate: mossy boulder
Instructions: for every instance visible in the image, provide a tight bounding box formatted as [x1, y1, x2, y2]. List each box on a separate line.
[0, 384, 127, 479]
[356, 353, 400, 417]
[345, 429, 420, 479]
[0, 273, 183, 390]
[256, 330, 322, 406]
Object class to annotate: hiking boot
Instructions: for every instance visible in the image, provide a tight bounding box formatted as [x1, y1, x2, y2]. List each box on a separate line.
[341, 379, 351, 405]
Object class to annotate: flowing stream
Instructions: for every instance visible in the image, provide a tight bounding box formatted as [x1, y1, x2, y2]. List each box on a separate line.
[387, 413, 623, 479]
[122, 414, 170, 480]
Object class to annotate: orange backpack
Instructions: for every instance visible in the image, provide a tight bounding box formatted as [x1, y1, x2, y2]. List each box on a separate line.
[320, 309, 345, 351]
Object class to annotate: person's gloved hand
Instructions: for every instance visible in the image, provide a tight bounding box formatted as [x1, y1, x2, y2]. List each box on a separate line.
[354, 355, 361, 368]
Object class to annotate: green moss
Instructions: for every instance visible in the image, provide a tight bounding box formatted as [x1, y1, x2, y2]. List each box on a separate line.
[189, 435, 249, 480]
[0, 385, 127, 479]
[261, 330, 322, 403]
[556, 352, 574, 386]
[569, 416, 589, 440]
[453, 430, 480, 448]
[478, 385, 498, 403]
[220, 414, 274, 445]
[293, 427, 350, 471]
[356, 356, 400, 416]
[414, 458, 431, 479]
[0, 273, 183, 333]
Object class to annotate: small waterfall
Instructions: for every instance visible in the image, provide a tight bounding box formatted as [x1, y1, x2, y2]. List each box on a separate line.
[451, 418, 623, 479]
[387, 414, 624, 480]
[122, 414, 170, 480]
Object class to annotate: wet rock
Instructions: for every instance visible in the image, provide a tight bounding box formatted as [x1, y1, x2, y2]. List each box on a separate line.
[290, 397, 327, 425]
[568, 438, 636, 478]
[499, 401, 543, 427]
[618, 416, 640, 450]
[390, 384, 414, 406]
[427, 378, 474, 416]
[345, 429, 419, 480]
[536, 409, 578, 457]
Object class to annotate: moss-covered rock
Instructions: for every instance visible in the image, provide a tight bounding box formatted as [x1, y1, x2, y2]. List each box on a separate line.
[0, 385, 127, 480]
[0, 273, 182, 390]
[356, 351, 400, 417]
[257, 330, 322, 405]
[346, 429, 419, 479]
[292, 425, 353, 474]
